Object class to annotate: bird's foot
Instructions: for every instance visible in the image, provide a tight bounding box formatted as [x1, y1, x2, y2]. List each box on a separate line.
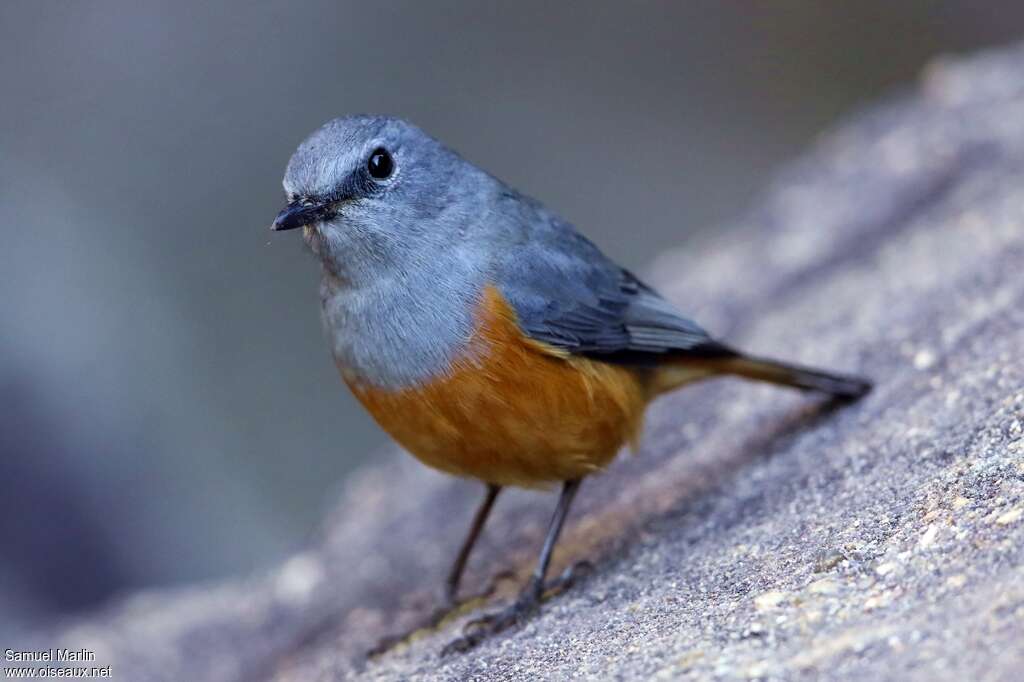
[441, 560, 593, 656]
[366, 601, 453, 658]
[367, 570, 515, 658]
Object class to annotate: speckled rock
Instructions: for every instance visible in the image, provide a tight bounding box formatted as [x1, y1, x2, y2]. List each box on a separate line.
[26, 43, 1024, 681]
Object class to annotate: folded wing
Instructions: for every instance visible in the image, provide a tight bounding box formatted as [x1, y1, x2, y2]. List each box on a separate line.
[494, 203, 733, 365]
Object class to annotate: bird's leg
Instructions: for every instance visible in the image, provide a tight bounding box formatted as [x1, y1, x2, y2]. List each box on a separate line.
[443, 479, 583, 655]
[444, 483, 503, 604]
[367, 483, 502, 657]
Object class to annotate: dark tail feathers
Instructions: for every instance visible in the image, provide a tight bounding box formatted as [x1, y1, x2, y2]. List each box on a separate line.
[721, 354, 872, 400]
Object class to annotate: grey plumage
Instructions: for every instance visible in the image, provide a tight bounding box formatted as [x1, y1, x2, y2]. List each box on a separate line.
[279, 115, 730, 389]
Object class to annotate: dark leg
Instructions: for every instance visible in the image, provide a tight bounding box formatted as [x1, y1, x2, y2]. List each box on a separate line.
[443, 479, 585, 655]
[521, 478, 581, 600]
[445, 483, 502, 603]
[367, 483, 502, 657]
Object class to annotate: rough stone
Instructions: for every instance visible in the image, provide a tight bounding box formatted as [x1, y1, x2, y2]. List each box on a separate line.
[18, 42, 1024, 681]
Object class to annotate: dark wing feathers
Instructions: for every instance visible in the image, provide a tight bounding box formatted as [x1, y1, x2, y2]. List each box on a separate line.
[495, 207, 732, 365]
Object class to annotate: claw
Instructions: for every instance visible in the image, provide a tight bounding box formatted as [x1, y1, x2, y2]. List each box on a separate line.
[367, 601, 454, 657]
[442, 563, 595, 656]
[368, 567, 520, 658]
[442, 579, 541, 655]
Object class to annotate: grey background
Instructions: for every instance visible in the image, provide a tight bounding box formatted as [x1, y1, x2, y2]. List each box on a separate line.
[1, 1, 1022, 629]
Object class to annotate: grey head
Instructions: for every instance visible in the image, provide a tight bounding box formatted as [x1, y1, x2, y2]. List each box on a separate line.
[272, 115, 507, 388]
[273, 115, 497, 286]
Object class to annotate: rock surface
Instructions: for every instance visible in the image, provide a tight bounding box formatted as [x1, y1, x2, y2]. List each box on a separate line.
[27, 44, 1024, 680]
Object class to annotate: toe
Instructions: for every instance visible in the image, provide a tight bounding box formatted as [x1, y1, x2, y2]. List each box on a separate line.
[462, 613, 497, 635]
[440, 635, 477, 657]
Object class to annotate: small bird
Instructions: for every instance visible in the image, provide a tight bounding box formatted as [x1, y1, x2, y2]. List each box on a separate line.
[271, 115, 870, 653]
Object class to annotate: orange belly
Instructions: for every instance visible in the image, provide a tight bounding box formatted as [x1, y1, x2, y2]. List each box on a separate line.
[342, 286, 651, 487]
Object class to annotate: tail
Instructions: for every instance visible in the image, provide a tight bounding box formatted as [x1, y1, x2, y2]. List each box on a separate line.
[719, 353, 872, 400]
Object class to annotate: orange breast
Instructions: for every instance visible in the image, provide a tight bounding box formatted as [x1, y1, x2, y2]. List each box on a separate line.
[342, 285, 651, 487]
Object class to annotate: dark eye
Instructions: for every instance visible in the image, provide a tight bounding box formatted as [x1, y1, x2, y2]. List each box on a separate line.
[367, 147, 394, 180]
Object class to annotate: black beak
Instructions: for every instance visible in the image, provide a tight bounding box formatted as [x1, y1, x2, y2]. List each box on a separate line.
[271, 200, 334, 232]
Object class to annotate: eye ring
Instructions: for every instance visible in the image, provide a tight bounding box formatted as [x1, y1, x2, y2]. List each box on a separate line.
[367, 147, 394, 180]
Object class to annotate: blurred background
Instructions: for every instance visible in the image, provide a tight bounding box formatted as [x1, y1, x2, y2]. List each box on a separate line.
[3, 1, 1023, 634]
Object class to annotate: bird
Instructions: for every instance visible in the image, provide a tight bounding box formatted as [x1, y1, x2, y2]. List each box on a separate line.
[270, 115, 871, 654]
